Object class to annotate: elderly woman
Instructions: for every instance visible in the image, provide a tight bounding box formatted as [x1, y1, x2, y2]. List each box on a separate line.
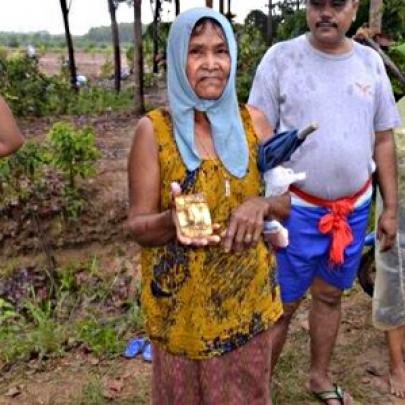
[127, 7, 289, 404]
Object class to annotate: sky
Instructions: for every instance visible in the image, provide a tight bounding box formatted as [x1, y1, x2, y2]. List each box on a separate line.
[0, 0, 270, 36]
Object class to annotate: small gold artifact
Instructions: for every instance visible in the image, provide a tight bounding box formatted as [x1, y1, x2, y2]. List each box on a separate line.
[175, 194, 213, 238]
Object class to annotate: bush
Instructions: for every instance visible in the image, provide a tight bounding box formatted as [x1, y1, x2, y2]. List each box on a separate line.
[48, 122, 100, 189]
[0, 52, 133, 117]
[235, 24, 268, 102]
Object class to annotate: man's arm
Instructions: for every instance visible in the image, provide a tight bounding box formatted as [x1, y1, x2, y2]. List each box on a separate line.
[374, 129, 398, 251]
[0, 97, 24, 157]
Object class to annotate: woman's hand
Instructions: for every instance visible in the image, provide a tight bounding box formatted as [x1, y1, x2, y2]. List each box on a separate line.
[170, 182, 221, 247]
[223, 193, 291, 252]
[222, 196, 270, 253]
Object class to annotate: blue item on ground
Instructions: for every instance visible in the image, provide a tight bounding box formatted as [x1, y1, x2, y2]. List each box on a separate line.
[364, 231, 375, 247]
[123, 336, 145, 358]
[142, 341, 152, 362]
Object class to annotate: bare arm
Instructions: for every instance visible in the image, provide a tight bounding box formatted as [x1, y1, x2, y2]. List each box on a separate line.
[0, 97, 24, 157]
[126, 117, 176, 246]
[247, 104, 290, 218]
[374, 129, 398, 251]
[222, 106, 290, 252]
[246, 104, 273, 143]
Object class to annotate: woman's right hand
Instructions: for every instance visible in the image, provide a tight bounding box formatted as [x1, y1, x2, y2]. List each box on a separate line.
[170, 182, 221, 247]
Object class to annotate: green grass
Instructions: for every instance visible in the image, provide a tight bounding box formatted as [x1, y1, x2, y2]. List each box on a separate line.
[0, 256, 143, 367]
[77, 377, 107, 405]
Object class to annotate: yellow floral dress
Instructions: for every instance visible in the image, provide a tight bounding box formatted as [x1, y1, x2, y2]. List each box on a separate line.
[141, 105, 282, 360]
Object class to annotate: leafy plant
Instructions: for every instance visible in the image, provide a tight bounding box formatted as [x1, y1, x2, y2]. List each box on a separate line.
[236, 24, 268, 102]
[48, 122, 100, 189]
[0, 139, 49, 207]
[76, 316, 123, 355]
[0, 298, 19, 324]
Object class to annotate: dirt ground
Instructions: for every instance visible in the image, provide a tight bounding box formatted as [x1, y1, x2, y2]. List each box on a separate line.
[0, 104, 404, 404]
[38, 51, 130, 79]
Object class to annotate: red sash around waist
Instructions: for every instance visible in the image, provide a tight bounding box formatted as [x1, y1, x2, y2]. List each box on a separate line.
[290, 179, 372, 265]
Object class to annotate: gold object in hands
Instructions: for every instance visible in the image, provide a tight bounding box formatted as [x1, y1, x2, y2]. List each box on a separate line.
[175, 194, 213, 238]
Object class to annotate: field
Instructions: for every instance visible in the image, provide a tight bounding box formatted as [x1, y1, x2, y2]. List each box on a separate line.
[38, 50, 130, 79]
[0, 57, 404, 404]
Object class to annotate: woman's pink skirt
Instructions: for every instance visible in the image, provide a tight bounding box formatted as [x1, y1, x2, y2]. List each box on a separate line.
[151, 329, 272, 405]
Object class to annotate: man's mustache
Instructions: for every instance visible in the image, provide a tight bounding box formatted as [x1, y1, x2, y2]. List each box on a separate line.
[315, 21, 338, 28]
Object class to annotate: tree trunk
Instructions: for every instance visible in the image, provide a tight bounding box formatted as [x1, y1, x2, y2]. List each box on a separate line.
[205, 0, 213, 8]
[108, 0, 121, 92]
[174, 0, 180, 16]
[59, 0, 78, 91]
[152, 0, 161, 74]
[226, 0, 232, 21]
[296, 0, 300, 11]
[369, 0, 383, 33]
[133, 0, 145, 114]
[362, 36, 405, 90]
[219, 0, 224, 14]
[267, 0, 273, 47]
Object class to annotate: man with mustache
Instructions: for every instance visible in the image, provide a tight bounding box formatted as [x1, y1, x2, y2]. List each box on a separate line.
[249, 0, 401, 403]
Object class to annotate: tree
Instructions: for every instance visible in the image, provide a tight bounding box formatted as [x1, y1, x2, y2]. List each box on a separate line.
[152, 0, 162, 74]
[108, 0, 122, 92]
[133, 0, 145, 114]
[369, 0, 383, 33]
[59, 0, 78, 91]
[219, 0, 224, 14]
[267, 0, 273, 46]
[174, 0, 180, 15]
[226, 0, 234, 21]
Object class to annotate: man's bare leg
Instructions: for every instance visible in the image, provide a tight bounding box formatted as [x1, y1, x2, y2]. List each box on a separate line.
[387, 326, 405, 398]
[269, 300, 301, 378]
[308, 277, 352, 405]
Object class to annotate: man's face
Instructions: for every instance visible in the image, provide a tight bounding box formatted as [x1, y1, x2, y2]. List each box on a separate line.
[306, 0, 359, 50]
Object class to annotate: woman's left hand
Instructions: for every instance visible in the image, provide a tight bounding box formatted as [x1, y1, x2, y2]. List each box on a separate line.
[222, 197, 270, 253]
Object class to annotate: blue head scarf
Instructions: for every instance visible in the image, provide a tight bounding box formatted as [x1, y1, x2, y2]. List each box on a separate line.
[167, 7, 248, 178]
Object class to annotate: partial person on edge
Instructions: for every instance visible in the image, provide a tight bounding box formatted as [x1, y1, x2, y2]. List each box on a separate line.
[248, 0, 401, 404]
[0, 96, 24, 157]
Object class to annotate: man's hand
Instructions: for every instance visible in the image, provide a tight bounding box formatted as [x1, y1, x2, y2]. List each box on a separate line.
[377, 208, 397, 251]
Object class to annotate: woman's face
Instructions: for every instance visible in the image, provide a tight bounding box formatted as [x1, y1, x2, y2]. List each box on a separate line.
[186, 21, 231, 100]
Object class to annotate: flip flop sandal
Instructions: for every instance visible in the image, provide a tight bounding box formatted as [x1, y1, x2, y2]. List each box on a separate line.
[142, 341, 152, 362]
[312, 384, 345, 404]
[123, 336, 145, 358]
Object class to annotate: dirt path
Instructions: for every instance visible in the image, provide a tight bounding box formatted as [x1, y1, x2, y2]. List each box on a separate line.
[0, 287, 402, 404]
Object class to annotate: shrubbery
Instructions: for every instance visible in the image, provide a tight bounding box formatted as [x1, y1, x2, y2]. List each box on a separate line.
[0, 121, 99, 220]
[0, 53, 133, 117]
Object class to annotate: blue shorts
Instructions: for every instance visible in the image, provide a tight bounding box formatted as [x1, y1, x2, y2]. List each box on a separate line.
[276, 199, 371, 303]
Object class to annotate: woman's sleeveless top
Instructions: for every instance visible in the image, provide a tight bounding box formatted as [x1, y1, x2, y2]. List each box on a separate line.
[141, 105, 282, 359]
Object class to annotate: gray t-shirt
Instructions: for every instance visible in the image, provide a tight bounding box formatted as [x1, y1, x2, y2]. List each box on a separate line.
[249, 34, 401, 199]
